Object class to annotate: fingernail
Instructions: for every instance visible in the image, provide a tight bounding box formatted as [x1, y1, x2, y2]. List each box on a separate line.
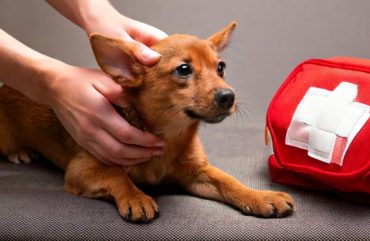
[154, 141, 166, 147]
[141, 47, 161, 61]
[152, 149, 164, 156]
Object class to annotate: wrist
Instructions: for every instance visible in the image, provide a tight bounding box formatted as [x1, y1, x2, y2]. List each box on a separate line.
[31, 56, 71, 106]
[80, 3, 125, 38]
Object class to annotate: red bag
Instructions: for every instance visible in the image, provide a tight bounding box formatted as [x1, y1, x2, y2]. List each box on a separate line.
[266, 57, 370, 194]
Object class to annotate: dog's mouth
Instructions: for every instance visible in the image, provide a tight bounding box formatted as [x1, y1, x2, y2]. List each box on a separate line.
[184, 109, 230, 124]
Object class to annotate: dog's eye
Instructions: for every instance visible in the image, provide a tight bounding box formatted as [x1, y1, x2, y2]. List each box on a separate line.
[175, 64, 192, 78]
[217, 61, 226, 77]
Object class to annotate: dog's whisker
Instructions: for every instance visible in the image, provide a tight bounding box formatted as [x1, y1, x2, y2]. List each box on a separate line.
[235, 99, 251, 108]
[234, 104, 249, 121]
[235, 101, 251, 117]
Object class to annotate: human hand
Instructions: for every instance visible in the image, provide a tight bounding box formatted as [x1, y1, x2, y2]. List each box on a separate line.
[46, 62, 165, 166]
[47, 0, 168, 65]
[80, 12, 168, 165]
[84, 12, 168, 66]
[45, 1, 168, 166]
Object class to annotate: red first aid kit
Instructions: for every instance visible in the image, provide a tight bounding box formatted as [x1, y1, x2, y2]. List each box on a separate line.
[266, 57, 370, 194]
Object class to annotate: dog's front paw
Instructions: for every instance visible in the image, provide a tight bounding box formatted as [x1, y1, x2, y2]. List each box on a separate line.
[240, 190, 295, 218]
[117, 193, 159, 223]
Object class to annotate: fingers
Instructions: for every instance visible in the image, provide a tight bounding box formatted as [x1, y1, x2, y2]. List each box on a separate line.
[89, 129, 164, 166]
[90, 72, 165, 166]
[122, 21, 165, 66]
[103, 106, 165, 148]
[93, 75, 161, 147]
[49, 67, 165, 168]
[136, 26, 168, 46]
[130, 19, 168, 44]
[121, 34, 161, 66]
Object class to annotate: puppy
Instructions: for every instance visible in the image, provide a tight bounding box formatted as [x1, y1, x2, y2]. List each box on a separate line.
[0, 22, 295, 223]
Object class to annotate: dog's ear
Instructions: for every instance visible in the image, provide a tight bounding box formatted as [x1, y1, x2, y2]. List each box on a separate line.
[89, 33, 143, 87]
[207, 21, 237, 52]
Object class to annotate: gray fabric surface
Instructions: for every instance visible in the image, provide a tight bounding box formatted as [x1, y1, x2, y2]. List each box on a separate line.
[0, 125, 369, 240]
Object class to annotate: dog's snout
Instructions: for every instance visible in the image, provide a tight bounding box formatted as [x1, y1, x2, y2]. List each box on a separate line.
[214, 89, 235, 109]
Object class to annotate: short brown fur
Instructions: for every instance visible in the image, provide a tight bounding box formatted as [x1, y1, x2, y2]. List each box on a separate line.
[0, 22, 295, 223]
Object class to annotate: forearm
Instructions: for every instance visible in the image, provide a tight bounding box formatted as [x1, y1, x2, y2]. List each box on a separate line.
[46, 0, 124, 35]
[0, 28, 63, 104]
[46, 0, 166, 65]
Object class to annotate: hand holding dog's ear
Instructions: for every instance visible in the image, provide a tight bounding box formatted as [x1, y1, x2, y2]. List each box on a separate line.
[122, 18, 167, 65]
[207, 21, 237, 52]
[86, 15, 166, 67]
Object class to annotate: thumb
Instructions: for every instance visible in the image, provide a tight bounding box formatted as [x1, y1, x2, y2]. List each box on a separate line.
[131, 41, 161, 66]
[93, 75, 128, 108]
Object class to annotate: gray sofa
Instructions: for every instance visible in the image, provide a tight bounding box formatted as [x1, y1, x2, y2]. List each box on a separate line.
[1, 0, 369, 240]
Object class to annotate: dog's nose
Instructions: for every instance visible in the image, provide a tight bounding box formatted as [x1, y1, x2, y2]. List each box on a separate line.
[214, 89, 235, 109]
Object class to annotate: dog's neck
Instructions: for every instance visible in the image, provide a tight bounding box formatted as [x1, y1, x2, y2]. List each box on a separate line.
[118, 106, 199, 142]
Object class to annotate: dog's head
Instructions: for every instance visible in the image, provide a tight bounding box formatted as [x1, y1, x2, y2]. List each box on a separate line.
[90, 22, 237, 135]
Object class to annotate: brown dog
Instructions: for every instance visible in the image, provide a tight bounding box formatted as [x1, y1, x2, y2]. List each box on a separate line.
[0, 22, 294, 223]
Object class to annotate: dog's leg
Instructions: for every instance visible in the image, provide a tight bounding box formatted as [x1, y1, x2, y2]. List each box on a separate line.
[0, 123, 34, 164]
[178, 163, 295, 218]
[65, 151, 159, 223]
